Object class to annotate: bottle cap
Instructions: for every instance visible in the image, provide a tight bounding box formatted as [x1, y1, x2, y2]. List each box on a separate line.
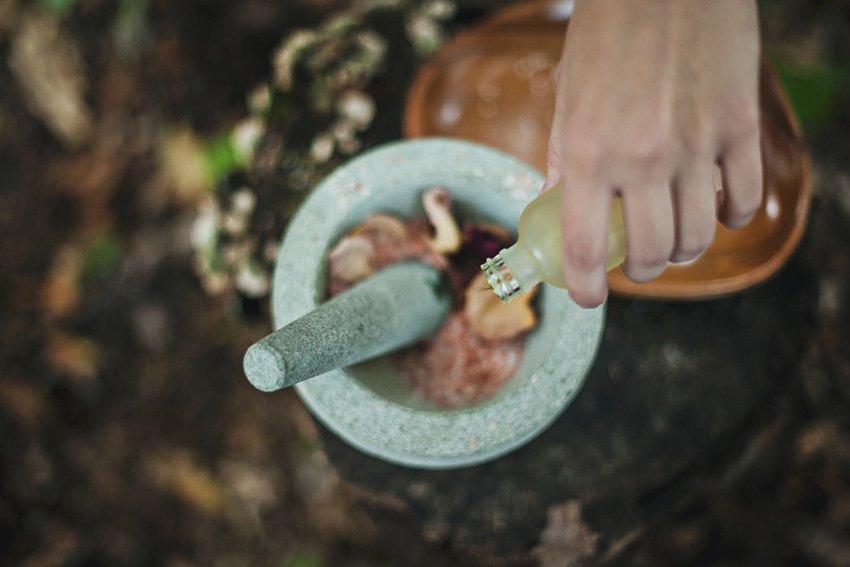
[481, 253, 522, 303]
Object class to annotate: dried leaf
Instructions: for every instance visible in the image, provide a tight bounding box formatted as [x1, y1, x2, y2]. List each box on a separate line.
[220, 460, 281, 516]
[9, 14, 93, 148]
[42, 244, 83, 320]
[327, 235, 377, 285]
[0, 379, 46, 428]
[350, 213, 407, 239]
[158, 126, 213, 205]
[533, 501, 600, 567]
[42, 234, 121, 320]
[796, 421, 850, 465]
[146, 450, 226, 515]
[464, 272, 537, 340]
[45, 331, 103, 385]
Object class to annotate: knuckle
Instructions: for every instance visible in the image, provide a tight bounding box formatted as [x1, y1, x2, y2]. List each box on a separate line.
[560, 115, 612, 171]
[625, 127, 673, 174]
[680, 119, 714, 157]
[724, 100, 760, 145]
[567, 134, 605, 173]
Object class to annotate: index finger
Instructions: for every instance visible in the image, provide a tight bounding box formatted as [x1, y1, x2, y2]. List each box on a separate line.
[559, 166, 614, 308]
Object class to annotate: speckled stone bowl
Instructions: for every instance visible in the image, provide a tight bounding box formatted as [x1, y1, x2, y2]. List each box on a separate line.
[273, 139, 604, 469]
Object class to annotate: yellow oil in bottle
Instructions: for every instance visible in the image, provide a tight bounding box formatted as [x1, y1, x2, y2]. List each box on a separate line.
[482, 185, 627, 302]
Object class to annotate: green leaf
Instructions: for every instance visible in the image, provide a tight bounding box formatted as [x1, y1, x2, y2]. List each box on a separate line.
[204, 135, 242, 183]
[769, 54, 850, 131]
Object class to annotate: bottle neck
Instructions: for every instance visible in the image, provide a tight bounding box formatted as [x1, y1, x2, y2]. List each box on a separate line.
[481, 242, 542, 303]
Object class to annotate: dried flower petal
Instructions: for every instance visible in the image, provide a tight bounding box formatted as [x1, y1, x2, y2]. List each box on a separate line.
[230, 189, 257, 217]
[422, 187, 462, 253]
[9, 14, 93, 149]
[464, 272, 537, 340]
[235, 261, 271, 298]
[231, 117, 265, 165]
[336, 90, 376, 131]
[328, 235, 377, 285]
[247, 83, 271, 116]
[350, 213, 407, 239]
[462, 223, 513, 259]
[310, 132, 335, 163]
[272, 30, 319, 90]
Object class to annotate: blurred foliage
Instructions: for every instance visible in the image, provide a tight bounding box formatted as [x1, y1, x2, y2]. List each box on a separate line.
[769, 54, 850, 131]
[112, 0, 148, 56]
[80, 233, 122, 284]
[284, 551, 325, 567]
[38, 0, 76, 18]
[205, 134, 243, 184]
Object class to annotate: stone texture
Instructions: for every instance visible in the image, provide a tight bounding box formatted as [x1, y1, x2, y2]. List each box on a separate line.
[244, 261, 451, 391]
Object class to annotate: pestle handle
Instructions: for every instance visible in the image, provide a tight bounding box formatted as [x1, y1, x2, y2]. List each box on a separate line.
[243, 262, 451, 392]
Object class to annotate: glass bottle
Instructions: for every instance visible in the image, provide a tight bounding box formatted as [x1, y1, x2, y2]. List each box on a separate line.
[481, 185, 627, 302]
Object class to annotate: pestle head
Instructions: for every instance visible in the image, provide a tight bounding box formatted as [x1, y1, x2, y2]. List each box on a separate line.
[243, 261, 451, 392]
[244, 342, 288, 392]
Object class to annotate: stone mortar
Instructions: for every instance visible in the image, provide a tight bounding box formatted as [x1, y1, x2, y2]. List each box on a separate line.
[271, 138, 605, 469]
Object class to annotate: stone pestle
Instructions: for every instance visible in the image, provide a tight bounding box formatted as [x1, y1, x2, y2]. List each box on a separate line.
[243, 261, 451, 392]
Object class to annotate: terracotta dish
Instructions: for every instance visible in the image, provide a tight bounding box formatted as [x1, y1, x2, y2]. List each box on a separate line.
[404, 0, 812, 300]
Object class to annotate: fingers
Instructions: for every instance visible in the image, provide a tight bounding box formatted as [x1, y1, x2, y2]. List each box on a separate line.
[718, 133, 763, 229]
[620, 184, 675, 283]
[559, 170, 613, 308]
[669, 163, 717, 264]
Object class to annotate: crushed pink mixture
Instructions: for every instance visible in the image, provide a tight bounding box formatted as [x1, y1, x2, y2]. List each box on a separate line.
[396, 311, 524, 407]
[328, 212, 528, 408]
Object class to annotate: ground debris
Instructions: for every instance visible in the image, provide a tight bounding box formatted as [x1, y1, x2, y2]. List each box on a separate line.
[532, 501, 600, 567]
[9, 12, 93, 148]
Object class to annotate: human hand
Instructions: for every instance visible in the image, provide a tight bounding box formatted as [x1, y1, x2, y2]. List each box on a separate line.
[545, 0, 763, 308]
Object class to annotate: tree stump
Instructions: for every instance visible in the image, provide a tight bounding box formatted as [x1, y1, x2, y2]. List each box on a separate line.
[319, 250, 818, 565]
